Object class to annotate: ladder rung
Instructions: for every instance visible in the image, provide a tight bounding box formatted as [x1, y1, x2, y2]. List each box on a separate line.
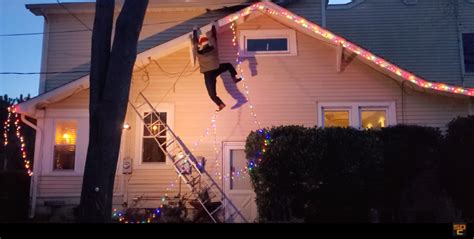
[209, 204, 223, 216]
[161, 139, 175, 147]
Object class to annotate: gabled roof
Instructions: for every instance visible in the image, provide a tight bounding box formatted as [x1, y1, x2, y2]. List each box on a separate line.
[16, 1, 474, 116]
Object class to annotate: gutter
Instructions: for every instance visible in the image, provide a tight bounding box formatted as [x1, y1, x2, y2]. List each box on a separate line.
[21, 113, 43, 219]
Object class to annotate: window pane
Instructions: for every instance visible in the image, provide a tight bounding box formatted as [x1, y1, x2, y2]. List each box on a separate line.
[361, 110, 387, 129]
[247, 38, 288, 52]
[55, 121, 77, 145]
[329, 0, 352, 4]
[142, 138, 166, 163]
[463, 33, 474, 73]
[323, 110, 349, 127]
[53, 145, 75, 170]
[230, 149, 252, 190]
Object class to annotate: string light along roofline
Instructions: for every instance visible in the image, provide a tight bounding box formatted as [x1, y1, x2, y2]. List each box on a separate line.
[225, 2, 474, 97]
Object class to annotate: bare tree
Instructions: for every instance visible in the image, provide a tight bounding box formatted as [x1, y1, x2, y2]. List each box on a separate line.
[78, 0, 148, 222]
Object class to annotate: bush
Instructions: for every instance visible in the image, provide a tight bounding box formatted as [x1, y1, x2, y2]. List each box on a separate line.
[377, 125, 443, 222]
[246, 124, 445, 222]
[441, 115, 474, 221]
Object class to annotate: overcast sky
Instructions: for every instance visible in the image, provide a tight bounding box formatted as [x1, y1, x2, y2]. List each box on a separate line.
[0, 0, 350, 99]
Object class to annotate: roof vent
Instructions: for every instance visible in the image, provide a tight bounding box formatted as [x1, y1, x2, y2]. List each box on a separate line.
[403, 0, 418, 5]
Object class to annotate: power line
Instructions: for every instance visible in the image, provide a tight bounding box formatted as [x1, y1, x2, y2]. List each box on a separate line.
[0, 1, 249, 38]
[0, 19, 191, 37]
[0, 71, 89, 75]
[57, 0, 92, 31]
[0, 29, 90, 37]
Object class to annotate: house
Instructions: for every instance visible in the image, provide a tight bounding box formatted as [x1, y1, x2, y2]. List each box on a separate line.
[16, 0, 474, 222]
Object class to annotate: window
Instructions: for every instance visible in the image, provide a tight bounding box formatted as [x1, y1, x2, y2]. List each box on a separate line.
[142, 112, 167, 163]
[328, 0, 352, 5]
[230, 149, 252, 190]
[462, 33, 474, 73]
[318, 102, 396, 129]
[239, 29, 297, 57]
[53, 120, 77, 170]
[360, 109, 387, 129]
[323, 110, 350, 127]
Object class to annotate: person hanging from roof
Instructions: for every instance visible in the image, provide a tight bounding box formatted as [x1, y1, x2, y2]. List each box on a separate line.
[191, 21, 242, 112]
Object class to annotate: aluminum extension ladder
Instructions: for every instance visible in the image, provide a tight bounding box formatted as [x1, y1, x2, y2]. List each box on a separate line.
[128, 92, 247, 223]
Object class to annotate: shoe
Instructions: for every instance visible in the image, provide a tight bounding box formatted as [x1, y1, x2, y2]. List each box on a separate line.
[216, 103, 226, 112]
[233, 77, 242, 84]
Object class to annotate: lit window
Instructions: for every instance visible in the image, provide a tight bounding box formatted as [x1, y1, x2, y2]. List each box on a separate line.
[142, 112, 167, 163]
[323, 110, 350, 127]
[360, 110, 387, 129]
[240, 29, 297, 57]
[53, 121, 77, 170]
[462, 33, 474, 73]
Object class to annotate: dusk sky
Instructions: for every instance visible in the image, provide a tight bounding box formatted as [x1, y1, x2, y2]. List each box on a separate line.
[0, 0, 349, 99]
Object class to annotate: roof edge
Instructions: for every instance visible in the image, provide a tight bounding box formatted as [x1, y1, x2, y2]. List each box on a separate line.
[17, 1, 474, 116]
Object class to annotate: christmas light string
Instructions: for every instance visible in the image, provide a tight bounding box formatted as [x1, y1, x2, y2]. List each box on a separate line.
[2, 106, 33, 176]
[226, 2, 474, 97]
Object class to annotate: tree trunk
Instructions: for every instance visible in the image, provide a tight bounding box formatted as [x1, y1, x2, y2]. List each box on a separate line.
[78, 0, 148, 222]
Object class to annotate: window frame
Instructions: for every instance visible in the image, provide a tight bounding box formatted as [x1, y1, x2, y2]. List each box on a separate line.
[52, 120, 77, 171]
[134, 103, 174, 169]
[460, 32, 474, 75]
[317, 102, 396, 129]
[42, 109, 88, 176]
[239, 29, 297, 57]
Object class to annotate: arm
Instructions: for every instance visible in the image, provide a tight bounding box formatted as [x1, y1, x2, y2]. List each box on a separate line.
[191, 26, 198, 65]
[211, 21, 218, 48]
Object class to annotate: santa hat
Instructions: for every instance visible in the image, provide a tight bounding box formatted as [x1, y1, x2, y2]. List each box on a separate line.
[198, 34, 210, 50]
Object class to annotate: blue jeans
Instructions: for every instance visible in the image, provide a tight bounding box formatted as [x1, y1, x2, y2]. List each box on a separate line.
[203, 63, 238, 106]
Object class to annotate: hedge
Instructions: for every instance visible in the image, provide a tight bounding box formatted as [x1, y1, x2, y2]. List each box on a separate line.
[246, 124, 447, 222]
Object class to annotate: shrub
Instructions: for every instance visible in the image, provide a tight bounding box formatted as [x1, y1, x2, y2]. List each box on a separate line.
[441, 115, 474, 221]
[245, 124, 445, 222]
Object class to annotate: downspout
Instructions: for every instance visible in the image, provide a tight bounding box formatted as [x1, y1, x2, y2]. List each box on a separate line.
[21, 112, 43, 219]
[321, 0, 327, 27]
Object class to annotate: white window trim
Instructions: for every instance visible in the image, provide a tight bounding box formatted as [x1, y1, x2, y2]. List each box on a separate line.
[134, 103, 175, 169]
[42, 109, 88, 176]
[239, 29, 297, 57]
[317, 101, 397, 129]
[223, 142, 250, 194]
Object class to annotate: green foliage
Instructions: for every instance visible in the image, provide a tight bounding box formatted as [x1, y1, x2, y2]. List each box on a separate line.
[441, 115, 474, 221]
[246, 124, 447, 222]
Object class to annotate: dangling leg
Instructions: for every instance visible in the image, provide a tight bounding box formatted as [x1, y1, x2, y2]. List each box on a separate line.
[216, 63, 241, 83]
[204, 71, 226, 111]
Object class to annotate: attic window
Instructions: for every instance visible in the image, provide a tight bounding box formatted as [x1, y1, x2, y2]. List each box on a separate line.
[239, 29, 297, 57]
[462, 33, 474, 73]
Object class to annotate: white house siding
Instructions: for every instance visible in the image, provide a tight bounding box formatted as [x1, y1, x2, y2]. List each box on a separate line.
[36, 13, 469, 212]
[43, 9, 214, 92]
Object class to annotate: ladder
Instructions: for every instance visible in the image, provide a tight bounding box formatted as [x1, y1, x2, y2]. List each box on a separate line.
[128, 92, 248, 223]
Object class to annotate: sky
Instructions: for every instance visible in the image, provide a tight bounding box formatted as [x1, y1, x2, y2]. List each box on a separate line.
[0, 0, 349, 99]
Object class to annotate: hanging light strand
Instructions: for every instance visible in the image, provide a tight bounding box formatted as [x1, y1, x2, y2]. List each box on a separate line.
[2, 106, 33, 176]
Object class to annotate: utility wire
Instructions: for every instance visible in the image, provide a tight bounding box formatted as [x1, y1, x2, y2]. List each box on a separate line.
[0, 71, 89, 75]
[57, 0, 92, 31]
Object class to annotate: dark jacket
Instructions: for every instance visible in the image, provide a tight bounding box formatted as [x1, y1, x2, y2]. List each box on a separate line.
[191, 24, 220, 73]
